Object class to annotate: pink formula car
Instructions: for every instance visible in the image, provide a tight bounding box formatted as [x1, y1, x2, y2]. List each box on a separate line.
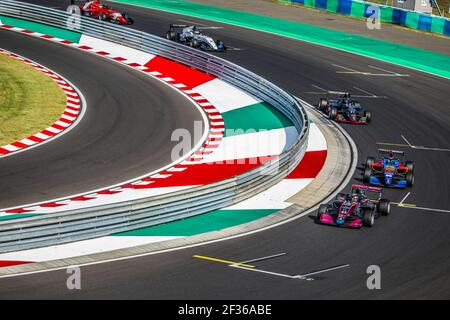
[317, 184, 391, 228]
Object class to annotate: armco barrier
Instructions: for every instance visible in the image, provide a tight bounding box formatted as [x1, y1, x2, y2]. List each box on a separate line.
[285, 0, 450, 36]
[0, 0, 308, 253]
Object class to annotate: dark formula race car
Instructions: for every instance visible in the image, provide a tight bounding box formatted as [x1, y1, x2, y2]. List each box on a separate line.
[317, 93, 371, 124]
[317, 184, 391, 228]
[165, 24, 226, 51]
[364, 149, 414, 188]
[75, 0, 134, 25]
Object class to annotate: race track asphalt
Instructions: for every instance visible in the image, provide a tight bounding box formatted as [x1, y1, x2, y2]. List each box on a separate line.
[0, 29, 204, 208]
[0, 0, 449, 299]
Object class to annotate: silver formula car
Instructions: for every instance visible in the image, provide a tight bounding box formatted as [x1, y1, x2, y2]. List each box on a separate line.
[165, 24, 226, 52]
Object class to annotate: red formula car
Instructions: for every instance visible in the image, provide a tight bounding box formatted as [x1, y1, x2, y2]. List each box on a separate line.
[77, 0, 134, 25]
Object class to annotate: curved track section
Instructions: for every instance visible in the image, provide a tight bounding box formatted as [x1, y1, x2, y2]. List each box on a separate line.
[0, 48, 84, 158]
[0, 1, 449, 299]
[0, 29, 204, 209]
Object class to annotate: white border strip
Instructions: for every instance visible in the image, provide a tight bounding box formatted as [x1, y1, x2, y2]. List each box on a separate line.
[0, 27, 211, 212]
[0, 99, 357, 278]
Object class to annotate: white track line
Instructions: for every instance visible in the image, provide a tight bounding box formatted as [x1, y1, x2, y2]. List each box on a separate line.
[398, 206, 450, 213]
[230, 263, 349, 281]
[332, 64, 366, 74]
[230, 264, 297, 280]
[398, 192, 411, 206]
[400, 135, 450, 152]
[353, 86, 377, 97]
[368, 65, 409, 77]
[310, 84, 386, 98]
[311, 84, 329, 93]
[401, 134, 414, 148]
[296, 264, 350, 278]
[413, 146, 450, 152]
[239, 252, 287, 264]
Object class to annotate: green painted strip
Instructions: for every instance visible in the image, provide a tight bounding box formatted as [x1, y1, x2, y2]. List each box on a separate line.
[111, 0, 450, 78]
[405, 11, 419, 30]
[221, 102, 293, 137]
[113, 209, 277, 236]
[0, 214, 36, 221]
[349, 1, 366, 17]
[380, 7, 393, 23]
[431, 16, 445, 34]
[0, 15, 82, 43]
[326, 0, 339, 13]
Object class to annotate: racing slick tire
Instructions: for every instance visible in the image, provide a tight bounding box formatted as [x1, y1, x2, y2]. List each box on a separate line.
[318, 98, 328, 111]
[122, 14, 134, 25]
[364, 110, 372, 123]
[99, 13, 107, 21]
[166, 31, 176, 41]
[362, 209, 375, 227]
[363, 166, 372, 183]
[366, 156, 375, 168]
[405, 161, 415, 173]
[377, 199, 391, 216]
[328, 108, 338, 120]
[190, 39, 200, 48]
[406, 171, 414, 187]
[317, 204, 328, 223]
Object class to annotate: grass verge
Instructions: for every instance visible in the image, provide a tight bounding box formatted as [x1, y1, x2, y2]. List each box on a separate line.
[0, 53, 66, 146]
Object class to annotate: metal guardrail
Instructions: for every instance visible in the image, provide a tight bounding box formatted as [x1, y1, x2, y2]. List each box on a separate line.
[0, 0, 309, 253]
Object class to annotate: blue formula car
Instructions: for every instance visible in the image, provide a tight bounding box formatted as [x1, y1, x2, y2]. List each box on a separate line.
[363, 149, 414, 188]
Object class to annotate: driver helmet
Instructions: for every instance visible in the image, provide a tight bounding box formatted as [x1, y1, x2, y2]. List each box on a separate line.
[386, 151, 396, 164]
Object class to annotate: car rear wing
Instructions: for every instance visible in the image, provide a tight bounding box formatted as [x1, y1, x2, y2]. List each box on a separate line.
[70, 0, 86, 5]
[168, 24, 191, 31]
[169, 24, 221, 30]
[378, 149, 405, 156]
[351, 184, 383, 200]
[169, 24, 189, 28]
